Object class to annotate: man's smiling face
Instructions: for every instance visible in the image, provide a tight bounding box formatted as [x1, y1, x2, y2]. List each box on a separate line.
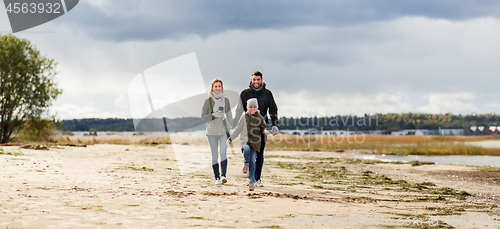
[251, 74, 262, 89]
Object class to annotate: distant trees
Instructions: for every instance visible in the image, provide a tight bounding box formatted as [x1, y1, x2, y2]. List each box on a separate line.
[0, 34, 62, 143]
[276, 113, 500, 131]
[60, 118, 136, 131]
[58, 117, 206, 132]
[57, 113, 500, 132]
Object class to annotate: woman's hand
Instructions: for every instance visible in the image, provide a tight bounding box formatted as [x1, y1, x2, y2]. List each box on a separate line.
[213, 111, 224, 118]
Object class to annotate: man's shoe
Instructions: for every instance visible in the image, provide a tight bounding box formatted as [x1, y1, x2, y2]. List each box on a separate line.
[256, 180, 264, 187]
[221, 176, 227, 184]
[215, 178, 221, 185]
[242, 163, 249, 174]
[249, 182, 254, 191]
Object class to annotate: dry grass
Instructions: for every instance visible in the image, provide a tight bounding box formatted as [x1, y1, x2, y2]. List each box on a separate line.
[37, 133, 500, 156]
[47, 133, 211, 146]
[167, 133, 210, 146]
[49, 135, 172, 145]
[268, 134, 495, 146]
[49, 133, 488, 148]
[265, 134, 500, 156]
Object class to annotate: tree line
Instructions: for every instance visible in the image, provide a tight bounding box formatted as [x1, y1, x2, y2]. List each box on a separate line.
[277, 113, 498, 131]
[58, 113, 500, 132]
[58, 117, 206, 132]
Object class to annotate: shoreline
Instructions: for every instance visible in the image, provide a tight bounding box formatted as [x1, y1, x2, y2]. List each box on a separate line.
[1, 144, 499, 228]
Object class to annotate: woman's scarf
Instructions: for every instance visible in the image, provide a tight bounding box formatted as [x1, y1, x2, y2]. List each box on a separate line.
[210, 90, 225, 114]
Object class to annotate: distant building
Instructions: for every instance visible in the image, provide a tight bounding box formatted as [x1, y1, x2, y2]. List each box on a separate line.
[464, 126, 497, 135]
[439, 129, 464, 135]
[282, 128, 466, 136]
[391, 129, 462, 136]
[478, 126, 487, 135]
[368, 130, 384, 135]
[464, 127, 474, 135]
[280, 129, 359, 135]
[487, 126, 495, 135]
[391, 131, 406, 136]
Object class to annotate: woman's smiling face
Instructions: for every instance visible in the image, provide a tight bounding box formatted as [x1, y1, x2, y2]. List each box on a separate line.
[212, 82, 222, 94]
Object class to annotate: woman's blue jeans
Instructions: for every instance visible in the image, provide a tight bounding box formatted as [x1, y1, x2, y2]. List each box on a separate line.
[207, 135, 228, 180]
[242, 144, 257, 183]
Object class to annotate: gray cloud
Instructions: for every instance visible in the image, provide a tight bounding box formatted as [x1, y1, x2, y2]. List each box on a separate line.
[4, 1, 500, 119]
[58, 0, 500, 41]
[193, 17, 500, 96]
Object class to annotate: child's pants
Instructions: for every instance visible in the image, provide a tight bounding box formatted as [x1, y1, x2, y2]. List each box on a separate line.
[242, 144, 257, 183]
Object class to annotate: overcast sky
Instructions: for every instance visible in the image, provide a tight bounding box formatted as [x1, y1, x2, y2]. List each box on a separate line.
[2, 0, 500, 119]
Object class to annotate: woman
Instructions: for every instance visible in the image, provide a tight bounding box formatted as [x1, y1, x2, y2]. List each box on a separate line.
[201, 79, 234, 184]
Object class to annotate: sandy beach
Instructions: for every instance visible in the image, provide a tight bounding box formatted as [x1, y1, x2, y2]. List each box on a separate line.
[1, 143, 499, 228]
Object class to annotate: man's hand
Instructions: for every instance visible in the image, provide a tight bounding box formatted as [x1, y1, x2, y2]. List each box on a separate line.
[272, 126, 279, 136]
[264, 129, 271, 135]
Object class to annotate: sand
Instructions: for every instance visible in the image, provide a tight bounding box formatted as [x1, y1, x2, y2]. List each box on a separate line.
[1, 144, 499, 228]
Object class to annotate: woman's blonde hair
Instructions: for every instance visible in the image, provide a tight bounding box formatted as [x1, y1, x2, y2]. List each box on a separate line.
[211, 78, 223, 89]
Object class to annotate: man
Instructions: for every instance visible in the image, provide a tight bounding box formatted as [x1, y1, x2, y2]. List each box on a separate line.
[234, 71, 279, 187]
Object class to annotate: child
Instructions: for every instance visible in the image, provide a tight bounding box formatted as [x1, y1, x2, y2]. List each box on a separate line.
[227, 98, 270, 191]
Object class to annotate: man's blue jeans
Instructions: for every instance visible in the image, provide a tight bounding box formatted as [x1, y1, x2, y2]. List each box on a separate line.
[207, 135, 228, 180]
[242, 144, 257, 183]
[255, 134, 266, 181]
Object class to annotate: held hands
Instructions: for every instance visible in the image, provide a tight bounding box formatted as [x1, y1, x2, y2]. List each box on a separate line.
[272, 126, 279, 136]
[213, 111, 225, 119]
[226, 137, 232, 146]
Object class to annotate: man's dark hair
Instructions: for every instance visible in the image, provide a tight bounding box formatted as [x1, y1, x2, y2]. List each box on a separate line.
[252, 71, 263, 79]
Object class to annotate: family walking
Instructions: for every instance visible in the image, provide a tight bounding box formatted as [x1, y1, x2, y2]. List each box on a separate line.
[201, 71, 279, 191]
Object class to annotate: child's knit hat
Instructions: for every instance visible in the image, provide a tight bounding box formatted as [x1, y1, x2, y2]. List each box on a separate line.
[246, 98, 259, 109]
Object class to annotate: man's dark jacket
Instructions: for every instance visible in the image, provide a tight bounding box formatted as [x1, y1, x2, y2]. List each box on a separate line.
[234, 82, 278, 127]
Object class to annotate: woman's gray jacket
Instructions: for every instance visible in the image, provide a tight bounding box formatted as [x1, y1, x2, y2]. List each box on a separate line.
[201, 97, 234, 136]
